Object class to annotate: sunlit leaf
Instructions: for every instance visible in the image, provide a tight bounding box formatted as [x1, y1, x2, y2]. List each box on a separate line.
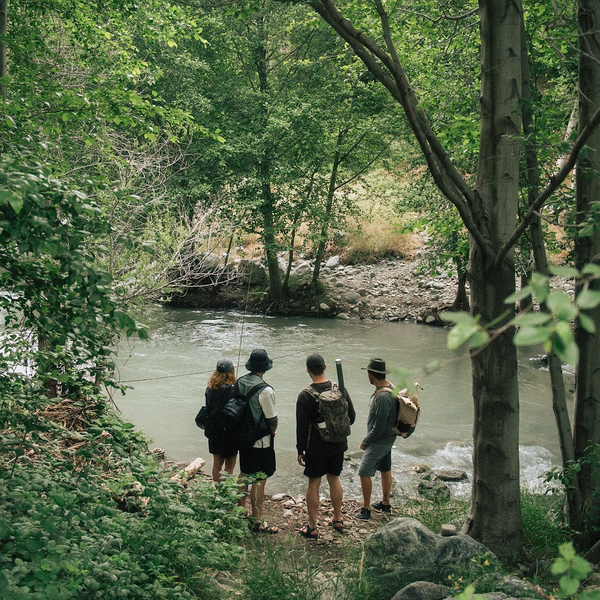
[530, 273, 550, 303]
[513, 312, 552, 327]
[576, 288, 600, 310]
[514, 326, 552, 346]
[578, 313, 596, 334]
[547, 292, 577, 321]
[549, 265, 579, 278]
[505, 286, 532, 303]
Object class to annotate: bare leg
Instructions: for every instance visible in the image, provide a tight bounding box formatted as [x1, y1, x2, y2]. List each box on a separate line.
[212, 455, 226, 482]
[326, 474, 343, 522]
[224, 455, 237, 475]
[360, 475, 372, 509]
[249, 478, 267, 520]
[306, 477, 321, 529]
[381, 470, 392, 505]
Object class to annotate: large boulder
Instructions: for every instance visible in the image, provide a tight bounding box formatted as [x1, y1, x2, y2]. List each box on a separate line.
[364, 518, 495, 600]
[237, 259, 268, 286]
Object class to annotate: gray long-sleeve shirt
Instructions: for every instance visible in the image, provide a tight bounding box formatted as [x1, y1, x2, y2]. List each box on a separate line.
[362, 386, 397, 447]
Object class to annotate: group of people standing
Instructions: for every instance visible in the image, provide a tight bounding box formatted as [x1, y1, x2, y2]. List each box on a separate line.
[200, 348, 400, 538]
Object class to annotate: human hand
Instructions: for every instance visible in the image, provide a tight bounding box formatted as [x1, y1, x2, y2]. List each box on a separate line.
[360, 442, 366, 450]
[297, 454, 305, 466]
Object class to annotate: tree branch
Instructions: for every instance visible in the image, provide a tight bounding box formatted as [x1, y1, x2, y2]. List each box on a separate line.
[494, 104, 600, 269]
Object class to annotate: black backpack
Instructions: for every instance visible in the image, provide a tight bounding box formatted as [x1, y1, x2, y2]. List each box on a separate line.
[212, 382, 270, 450]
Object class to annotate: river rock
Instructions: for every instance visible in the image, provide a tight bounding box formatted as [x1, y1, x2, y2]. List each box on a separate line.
[344, 291, 361, 304]
[238, 259, 268, 285]
[432, 469, 468, 482]
[325, 255, 340, 268]
[364, 518, 495, 600]
[391, 581, 451, 600]
[418, 480, 451, 502]
[336, 312, 349, 320]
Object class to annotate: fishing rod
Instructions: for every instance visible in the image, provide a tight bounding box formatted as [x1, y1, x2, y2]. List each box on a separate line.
[335, 358, 346, 396]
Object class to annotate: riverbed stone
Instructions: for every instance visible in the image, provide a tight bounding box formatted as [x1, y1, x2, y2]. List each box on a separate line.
[418, 479, 451, 502]
[364, 518, 495, 600]
[325, 255, 340, 268]
[391, 581, 451, 600]
[344, 291, 361, 304]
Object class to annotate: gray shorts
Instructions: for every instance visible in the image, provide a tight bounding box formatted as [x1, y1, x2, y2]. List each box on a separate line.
[358, 441, 394, 477]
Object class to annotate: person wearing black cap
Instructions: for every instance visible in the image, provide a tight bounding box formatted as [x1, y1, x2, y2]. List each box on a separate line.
[296, 354, 356, 539]
[356, 358, 397, 520]
[202, 358, 237, 483]
[237, 348, 279, 534]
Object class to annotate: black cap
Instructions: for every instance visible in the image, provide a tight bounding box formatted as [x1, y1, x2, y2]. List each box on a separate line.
[306, 353, 325, 372]
[362, 358, 390, 374]
[216, 358, 234, 373]
[245, 348, 273, 373]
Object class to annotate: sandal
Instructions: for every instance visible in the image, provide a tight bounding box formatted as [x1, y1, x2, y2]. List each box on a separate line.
[329, 519, 344, 532]
[250, 521, 279, 534]
[299, 524, 319, 539]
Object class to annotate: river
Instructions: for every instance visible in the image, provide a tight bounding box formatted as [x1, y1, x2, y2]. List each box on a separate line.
[115, 307, 573, 500]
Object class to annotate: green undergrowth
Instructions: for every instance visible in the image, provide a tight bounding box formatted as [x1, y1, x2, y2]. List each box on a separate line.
[0, 398, 250, 600]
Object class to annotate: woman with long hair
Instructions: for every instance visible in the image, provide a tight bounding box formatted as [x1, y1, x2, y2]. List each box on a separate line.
[204, 358, 237, 482]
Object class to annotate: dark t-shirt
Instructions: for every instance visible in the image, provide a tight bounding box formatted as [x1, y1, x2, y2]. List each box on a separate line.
[296, 381, 356, 457]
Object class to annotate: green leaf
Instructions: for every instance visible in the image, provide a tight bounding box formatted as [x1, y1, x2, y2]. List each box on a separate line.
[559, 576, 580, 597]
[531, 273, 550, 303]
[440, 311, 474, 325]
[581, 263, 600, 278]
[549, 265, 579, 278]
[515, 326, 552, 346]
[505, 286, 532, 304]
[447, 321, 480, 349]
[547, 292, 577, 321]
[578, 313, 596, 334]
[513, 312, 552, 327]
[576, 288, 600, 310]
[0, 188, 24, 214]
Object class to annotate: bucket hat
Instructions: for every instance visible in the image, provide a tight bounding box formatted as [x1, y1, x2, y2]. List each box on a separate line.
[362, 358, 390, 374]
[216, 358, 235, 373]
[245, 348, 273, 373]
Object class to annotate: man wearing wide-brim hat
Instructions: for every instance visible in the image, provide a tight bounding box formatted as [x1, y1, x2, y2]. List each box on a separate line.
[356, 358, 397, 520]
[236, 348, 279, 533]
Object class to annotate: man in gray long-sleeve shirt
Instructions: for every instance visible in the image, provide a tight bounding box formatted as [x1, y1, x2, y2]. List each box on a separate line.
[356, 358, 397, 520]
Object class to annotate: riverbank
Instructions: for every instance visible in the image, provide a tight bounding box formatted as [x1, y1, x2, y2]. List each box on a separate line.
[168, 256, 462, 324]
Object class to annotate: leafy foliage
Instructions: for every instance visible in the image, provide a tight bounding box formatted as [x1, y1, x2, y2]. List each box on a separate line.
[0, 154, 147, 408]
[441, 264, 600, 366]
[0, 404, 249, 599]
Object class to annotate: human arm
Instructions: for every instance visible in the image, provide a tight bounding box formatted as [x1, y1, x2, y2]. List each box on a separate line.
[258, 386, 277, 434]
[362, 391, 393, 447]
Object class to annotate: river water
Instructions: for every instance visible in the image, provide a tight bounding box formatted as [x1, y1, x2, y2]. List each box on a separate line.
[115, 307, 573, 500]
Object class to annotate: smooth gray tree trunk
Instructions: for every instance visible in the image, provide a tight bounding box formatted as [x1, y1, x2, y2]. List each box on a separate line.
[573, 0, 600, 546]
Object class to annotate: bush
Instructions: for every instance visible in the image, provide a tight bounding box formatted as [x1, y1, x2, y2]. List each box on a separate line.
[0, 401, 249, 599]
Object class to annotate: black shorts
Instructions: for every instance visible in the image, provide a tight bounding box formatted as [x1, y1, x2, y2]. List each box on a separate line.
[239, 446, 276, 479]
[303, 453, 344, 479]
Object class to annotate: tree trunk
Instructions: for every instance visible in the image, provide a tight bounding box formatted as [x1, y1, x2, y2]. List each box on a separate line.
[255, 14, 283, 302]
[0, 0, 7, 100]
[462, 0, 523, 557]
[312, 130, 344, 287]
[573, 0, 600, 547]
[520, 15, 583, 527]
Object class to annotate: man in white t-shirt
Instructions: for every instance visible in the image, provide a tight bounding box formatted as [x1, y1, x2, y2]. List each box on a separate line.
[237, 348, 279, 534]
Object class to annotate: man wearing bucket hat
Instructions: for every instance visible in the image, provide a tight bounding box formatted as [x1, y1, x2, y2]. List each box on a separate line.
[356, 358, 397, 520]
[237, 348, 279, 534]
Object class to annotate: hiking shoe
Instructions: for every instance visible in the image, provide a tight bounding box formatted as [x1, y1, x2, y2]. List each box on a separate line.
[372, 501, 391, 513]
[356, 507, 371, 520]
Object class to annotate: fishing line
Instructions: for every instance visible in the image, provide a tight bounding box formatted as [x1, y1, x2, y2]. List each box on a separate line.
[118, 318, 387, 384]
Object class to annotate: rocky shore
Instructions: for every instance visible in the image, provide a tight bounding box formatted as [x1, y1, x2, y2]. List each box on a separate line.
[169, 254, 461, 324]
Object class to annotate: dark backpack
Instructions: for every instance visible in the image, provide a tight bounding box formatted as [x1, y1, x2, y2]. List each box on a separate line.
[212, 382, 270, 449]
[375, 385, 420, 439]
[305, 383, 351, 443]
